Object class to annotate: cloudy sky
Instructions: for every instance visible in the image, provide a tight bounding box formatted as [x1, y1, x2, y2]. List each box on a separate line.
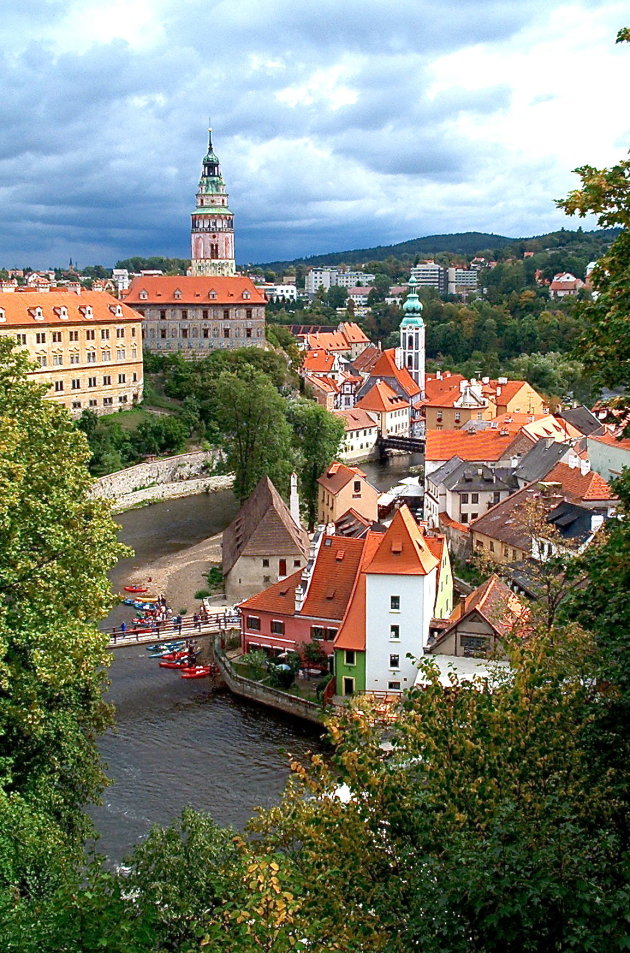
[1, 0, 628, 268]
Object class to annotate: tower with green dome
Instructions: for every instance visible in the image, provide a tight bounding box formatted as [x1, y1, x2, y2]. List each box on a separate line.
[190, 128, 236, 277]
[399, 275, 425, 395]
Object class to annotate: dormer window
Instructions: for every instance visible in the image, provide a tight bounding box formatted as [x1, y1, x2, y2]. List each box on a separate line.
[109, 304, 123, 317]
[208, 290, 217, 299]
[139, 290, 148, 300]
[53, 306, 69, 320]
[31, 307, 44, 321]
[79, 305, 93, 318]
[174, 289, 182, 299]
[0, 308, 5, 323]
[242, 290, 251, 300]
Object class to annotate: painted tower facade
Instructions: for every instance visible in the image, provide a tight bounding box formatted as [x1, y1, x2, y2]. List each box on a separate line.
[190, 129, 236, 277]
[399, 275, 425, 396]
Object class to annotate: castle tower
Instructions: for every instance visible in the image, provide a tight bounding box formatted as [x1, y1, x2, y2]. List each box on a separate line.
[399, 275, 425, 395]
[189, 128, 236, 276]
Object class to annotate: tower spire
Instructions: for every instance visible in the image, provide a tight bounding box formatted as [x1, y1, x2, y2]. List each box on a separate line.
[189, 125, 236, 277]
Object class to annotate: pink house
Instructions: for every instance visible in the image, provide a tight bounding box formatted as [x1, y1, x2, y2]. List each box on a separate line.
[238, 532, 366, 661]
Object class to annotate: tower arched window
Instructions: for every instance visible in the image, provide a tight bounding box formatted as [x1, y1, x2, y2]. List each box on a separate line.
[408, 335, 414, 349]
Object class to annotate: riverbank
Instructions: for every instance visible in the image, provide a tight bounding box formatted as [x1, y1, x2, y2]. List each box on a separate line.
[122, 530, 226, 613]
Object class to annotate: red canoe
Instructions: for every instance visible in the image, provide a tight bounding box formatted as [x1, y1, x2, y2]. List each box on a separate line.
[124, 585, 148, 593]
[180, 664, 218, 679]
[159, 658, 190, 669]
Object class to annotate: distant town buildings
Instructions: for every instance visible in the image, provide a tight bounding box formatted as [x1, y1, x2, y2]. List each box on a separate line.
[304, 267, 376, 296]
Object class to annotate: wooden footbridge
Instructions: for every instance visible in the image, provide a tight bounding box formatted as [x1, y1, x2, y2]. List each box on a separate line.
[105, 611, 240, 649]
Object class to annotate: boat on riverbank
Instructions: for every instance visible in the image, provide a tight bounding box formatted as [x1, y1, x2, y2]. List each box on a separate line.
[180, 664, 218, 679]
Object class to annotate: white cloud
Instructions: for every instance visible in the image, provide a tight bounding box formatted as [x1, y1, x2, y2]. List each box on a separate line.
[0, 0, 626, 266]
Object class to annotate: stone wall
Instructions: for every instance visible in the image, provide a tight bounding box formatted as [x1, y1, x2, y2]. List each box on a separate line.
[214, 638, 328, 726]
[90, 450, 233, 511]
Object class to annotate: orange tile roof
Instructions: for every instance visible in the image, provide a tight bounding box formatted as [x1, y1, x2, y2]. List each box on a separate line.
[543, 462, 616, 502]
[589, 429, 630, 451]
[371, 348, 422, 398]
[426, 423, 528, 462]
[238, 568, 302, 616]
[302, 536, 366, 621]
[335, 408, 379, 432]
[0, 291, 141, 326]
[304, 373, 337, 395]
[317, 461, 368, 494]
[434, 574, 529, 644]
[364, 506, 439, 576]
[306, 329, 349, 352]
[302, 349, 336, 373]
[356, 379, 410, 414]
[340, 321, 370, 344]
[124, 275, 266, 305]
[334, 532, 384, 651]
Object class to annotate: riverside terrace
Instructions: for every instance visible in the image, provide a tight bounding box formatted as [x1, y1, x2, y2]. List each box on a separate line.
[105, 610, 240, 649]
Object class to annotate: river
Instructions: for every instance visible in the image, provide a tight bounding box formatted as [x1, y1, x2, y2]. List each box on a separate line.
[91, 455, 421, 864]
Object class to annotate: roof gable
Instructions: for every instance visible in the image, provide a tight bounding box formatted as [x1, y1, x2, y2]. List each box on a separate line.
[222, 477, 308, 575]
[364, 505, 439, 576]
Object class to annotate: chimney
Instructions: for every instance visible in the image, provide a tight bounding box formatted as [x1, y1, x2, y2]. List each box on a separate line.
[436, 370, 442, 380]
[510, 455, 518, 469]
[290, 472, 300, 526]
[568, 453, 578, 469]
[496, 385, 501, 396]
[590, 513, 604, 533]
[580, 458, 591, 476]
[482, 376, 489, 384]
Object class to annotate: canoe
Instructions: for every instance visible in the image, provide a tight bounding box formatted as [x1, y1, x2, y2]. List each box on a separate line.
[146, 640, 185, 652]
[148, 646, 190, 659]
[159, 658, 190, 669]
[180, 664, 218, 679]
[124, 585, 148, 593]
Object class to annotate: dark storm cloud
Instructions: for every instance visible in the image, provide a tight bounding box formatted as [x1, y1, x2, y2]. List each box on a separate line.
[0, 0, 622, 266]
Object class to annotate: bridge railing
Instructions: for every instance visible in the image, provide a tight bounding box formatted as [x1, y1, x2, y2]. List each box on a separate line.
[106, 612, 240, 646]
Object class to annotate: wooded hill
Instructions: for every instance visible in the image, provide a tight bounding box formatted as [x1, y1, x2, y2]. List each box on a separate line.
[256, 227, 620, 271]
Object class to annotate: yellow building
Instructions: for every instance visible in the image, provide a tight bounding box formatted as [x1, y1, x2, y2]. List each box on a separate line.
[0, 291, 143, 416]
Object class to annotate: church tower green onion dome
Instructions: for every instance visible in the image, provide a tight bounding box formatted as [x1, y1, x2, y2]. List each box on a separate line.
[401, 275, 424, 327]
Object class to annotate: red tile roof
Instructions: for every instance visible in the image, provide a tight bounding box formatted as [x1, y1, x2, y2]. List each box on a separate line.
[301, 536, 366, 620]
[432, 573, 529, 646]
[426, 423, 528, 462]
[317, 461, 369, 494]
[305, 329, 349, 352]
[356, 379, 410, 414]
[352, 345, 382, 374]
[340, 322, 371, 344]
[0, 291, 141, 326]
[543, 462, 616, 502]
[370, 348, 422, 398]
[302, 349, 336, 374]
[124, 275, 266, 305]
[238, 569, 302, 617]
[335, 408, 379, 432]
[364, 506, 439, 576]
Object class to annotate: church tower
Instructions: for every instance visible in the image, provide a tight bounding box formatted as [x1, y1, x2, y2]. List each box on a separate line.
[399, 275, 425, 396]
[189, 128, 236, 276]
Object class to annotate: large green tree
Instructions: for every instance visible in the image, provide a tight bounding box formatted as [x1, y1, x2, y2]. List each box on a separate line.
[0, 340, 126, 891]
[287, 400, 344, 528]
[213, 368, 294, 502]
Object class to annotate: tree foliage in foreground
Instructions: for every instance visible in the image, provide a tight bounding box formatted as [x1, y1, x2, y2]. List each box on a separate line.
[287, 400, 344, 528]
[0, 340, 126, 889]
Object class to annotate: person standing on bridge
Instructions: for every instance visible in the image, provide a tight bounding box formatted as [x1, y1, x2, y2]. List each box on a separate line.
[193, 612, 201, 631]
[120, 621, 127, 637]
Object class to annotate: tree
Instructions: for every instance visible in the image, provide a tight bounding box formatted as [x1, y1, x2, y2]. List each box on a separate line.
[287, 400, 344, 528]
[213, 368, 294, 502]
[0, 340, 126, 888]
[557, 155, 630, 396]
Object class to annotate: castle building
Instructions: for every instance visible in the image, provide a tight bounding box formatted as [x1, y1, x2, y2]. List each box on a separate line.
[398, 275, 425, 395]
[0, 291, 143, 416]
[189, 128, 235, 277]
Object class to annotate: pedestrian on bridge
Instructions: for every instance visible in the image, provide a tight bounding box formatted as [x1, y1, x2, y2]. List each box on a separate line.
[120, 621, 127, 637]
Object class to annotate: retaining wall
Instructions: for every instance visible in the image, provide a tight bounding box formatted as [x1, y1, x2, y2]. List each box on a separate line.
[214, 639, 328, 726]
[90, 450, 234, 511]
